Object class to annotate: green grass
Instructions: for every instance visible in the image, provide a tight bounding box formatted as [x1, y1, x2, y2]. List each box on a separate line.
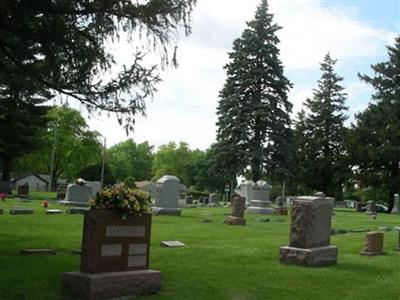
[0, 198, 399, 300]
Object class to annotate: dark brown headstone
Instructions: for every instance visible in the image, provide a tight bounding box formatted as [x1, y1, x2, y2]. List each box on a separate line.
[231, 196, 245, 218]
[80, 210, 152, 273]
[360, 231, 385, 256]
[17, 183, 29, 196]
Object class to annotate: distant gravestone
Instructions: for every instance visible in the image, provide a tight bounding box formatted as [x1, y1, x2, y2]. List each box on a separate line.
[86, 181, 102, 195]
[21, 249, 56, 255]
[355, 202, 363, 212]
[391, 194, 400, 214]
[60, 180, 93, 206]
[247, 180, 274, 214]
[185, 196, 193, 205]
[153, 175, 181, 216]
[46, 209, 62, 215]
[208, 193, 220, 207]
[280, 196, 338, 267]
[365, 201, 376, 215]
[224, 196, 246, 225]
[394, 227, 400, 251]
[10, 208, 33, 215]
[17, 183, 30, 198]
[236, 180, 255, 204]
[276, 196, 285, 208]
[360, 231, 385, 256]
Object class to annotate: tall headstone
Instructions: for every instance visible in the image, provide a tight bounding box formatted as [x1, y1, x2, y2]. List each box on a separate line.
[360, 231, 385, 256]
[59, 179, 93, 206]
[224, 195, 246, 225]
[391, 194, 400, 214]
[153, 175, 181, 216]
[236, 180, 255, 204]
[247, 180, 274, 214]
[365, 200, 376, 215]
[280, 196, 338, 266]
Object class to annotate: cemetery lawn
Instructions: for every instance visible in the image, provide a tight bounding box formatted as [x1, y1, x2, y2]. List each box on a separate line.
[0, 199, 399, 300]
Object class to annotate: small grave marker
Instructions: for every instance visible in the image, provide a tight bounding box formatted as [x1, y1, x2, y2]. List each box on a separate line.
[71, 249, 82, 255]
[349, 229, 370, 233]
[160, 241, 185, 248]
[10, 208, 33, 215]
[21, 249, 57, 255]
[46, 209, 62, 215]
[67, 207, 88, 214]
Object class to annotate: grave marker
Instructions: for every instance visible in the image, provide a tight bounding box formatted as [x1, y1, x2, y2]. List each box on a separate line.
[10, 208, 33, 215]
[224, 195, 246, 225]
[360, 231, 385, 256]
[280, 196, 338, 267]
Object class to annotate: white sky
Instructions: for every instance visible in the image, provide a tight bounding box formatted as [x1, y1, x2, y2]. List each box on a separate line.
[80, 0, 397, 150]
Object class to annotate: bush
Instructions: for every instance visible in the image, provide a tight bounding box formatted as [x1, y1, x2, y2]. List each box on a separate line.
[186, 189, 209, 198]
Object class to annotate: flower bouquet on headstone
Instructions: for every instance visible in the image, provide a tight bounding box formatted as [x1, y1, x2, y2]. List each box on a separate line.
[89, 183, 150, 219]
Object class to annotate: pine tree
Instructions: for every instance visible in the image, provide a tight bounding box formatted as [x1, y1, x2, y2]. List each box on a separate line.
[215, 0, 293, 182]
[347, 36, 400, 209]
[297, 54, 348, 197]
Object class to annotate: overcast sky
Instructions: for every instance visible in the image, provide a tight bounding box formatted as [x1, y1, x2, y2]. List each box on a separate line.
[82, 0, 399, 150]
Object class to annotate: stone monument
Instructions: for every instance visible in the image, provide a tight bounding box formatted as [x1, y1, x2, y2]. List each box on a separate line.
[224, 195, 246, 225]
[59, 179, 93, 206]
[236, 180, 255, 204]
[280, 196, 338, 267]
[365, 200, 376, 215]
[17, 183, 29, 198]
[391, 194, 399, 214]
[208, 193, 220, 207]
[153, 175, 181, 216]
[63, 210, 161, 299]
[247, 180, 274, 214]
[394, 227, 400, 251]
[360, 231, 385, 256]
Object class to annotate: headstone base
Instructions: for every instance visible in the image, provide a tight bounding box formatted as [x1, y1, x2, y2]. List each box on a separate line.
[275, 207, 288, 215]
[152, 207, 181, 216]
[279, 245, 338, 267]
[360, 251, 386, 256]
[224, 216, 246, 225]
[58, 200, 88, 207]
[247, 207, 274, 214]
[63, 269, 162, 300]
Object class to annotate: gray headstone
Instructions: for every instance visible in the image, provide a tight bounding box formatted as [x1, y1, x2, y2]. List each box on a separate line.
[64, 183, 93, 205]
[236, 180, 255, 203]
[155, 175, 180, 208]
[247, 180, 274, 214]
[85, 181, 102, 195]
[365, 200, 376, 215]
[10, 208, 34, 215]
[185, 195, 193, 205]
[391, 194, 400, 214]
[208, 193, 220, 206]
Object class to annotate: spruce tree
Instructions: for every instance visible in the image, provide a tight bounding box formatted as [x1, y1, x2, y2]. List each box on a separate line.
[347, 36, 400, 209]
[215, 0, 293, 182]
[298, 54, 348, 197]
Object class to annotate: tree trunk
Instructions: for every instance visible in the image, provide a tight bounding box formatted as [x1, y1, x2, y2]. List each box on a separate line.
[1, 157, 13, 181]
[387, 160, 400, 211]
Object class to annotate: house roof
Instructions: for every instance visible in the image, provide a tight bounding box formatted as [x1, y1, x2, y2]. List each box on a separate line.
[12, 173, 48, 184]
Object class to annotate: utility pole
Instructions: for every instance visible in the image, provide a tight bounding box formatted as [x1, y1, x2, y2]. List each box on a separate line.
[100, 137, 106, 187]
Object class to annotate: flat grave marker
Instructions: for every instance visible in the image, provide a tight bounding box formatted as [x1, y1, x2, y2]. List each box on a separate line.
[10, 208, 33, 215]
[46, 209, 63, 215]
[160, 241, 186, 248]
[21, 249, 57, 255]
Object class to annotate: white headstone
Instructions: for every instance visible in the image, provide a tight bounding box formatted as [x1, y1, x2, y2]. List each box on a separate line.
[392, 194, 400, 214]
[236, 180, 255, 204]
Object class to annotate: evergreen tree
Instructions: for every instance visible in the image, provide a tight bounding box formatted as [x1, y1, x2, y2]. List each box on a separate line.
[215, 0, 293, 182]
[0, 0, 196, 130]
[347, 36, 400, 209]
[297, 54, 348, 197]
